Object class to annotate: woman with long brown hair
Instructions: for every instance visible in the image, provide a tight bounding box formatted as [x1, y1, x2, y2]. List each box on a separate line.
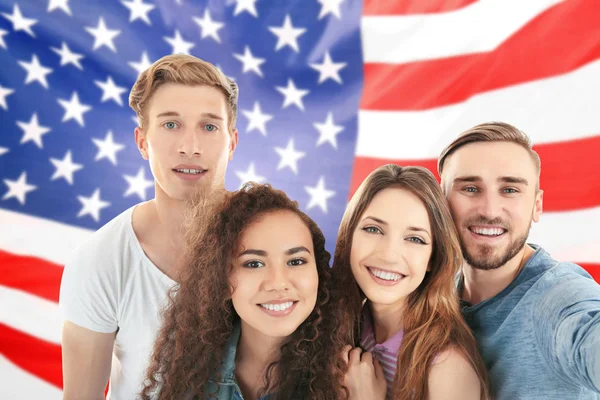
[140, 183, 348, 399]
[333, 164, 490, 400]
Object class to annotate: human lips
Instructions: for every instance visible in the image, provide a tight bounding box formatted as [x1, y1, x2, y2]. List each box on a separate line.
[366, 266, 406, 286]
[172, 164, 207, 174]
[257, 299, 298, 316]
[468, 225, 507, 238]
[172, 164, 208, 180]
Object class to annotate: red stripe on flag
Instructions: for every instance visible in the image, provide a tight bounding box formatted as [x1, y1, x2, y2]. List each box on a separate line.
[579, 264, 600, 283]
[350, 157, 438, 194]
[0, 250, 63, 303]
[363, 0, 477, 15]
[350, 135, 600, 212]
[539, 135, 600, 212]
[361, 0, 600, 111]
[0, 323, 62, 389]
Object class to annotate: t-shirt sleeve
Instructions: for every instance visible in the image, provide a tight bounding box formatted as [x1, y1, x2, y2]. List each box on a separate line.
[534, 267, 600, 393]
[59, 236, 120, 334]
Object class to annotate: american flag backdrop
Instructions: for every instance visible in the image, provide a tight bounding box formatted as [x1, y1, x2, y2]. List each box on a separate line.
[0, 0, 599, 398]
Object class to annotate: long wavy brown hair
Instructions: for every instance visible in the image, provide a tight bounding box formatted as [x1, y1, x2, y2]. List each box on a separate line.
[331, 164, 490, 400]
[140, 183, 349, 400]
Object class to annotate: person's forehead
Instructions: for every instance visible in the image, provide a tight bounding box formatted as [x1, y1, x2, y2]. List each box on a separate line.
[445, 141, 537, 178]
[147, 83, 227, 115]
[364, 188, 430, 227]
[240, 211, 313, 247]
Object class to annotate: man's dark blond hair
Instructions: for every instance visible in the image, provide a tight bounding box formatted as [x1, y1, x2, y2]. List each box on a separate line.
[438, 121, 541, 189]
[128, 54, 238, 134]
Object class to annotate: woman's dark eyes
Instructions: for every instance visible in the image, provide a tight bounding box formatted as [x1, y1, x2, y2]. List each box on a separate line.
[288, 258, 307, 267]
[243, 260, 264, 269]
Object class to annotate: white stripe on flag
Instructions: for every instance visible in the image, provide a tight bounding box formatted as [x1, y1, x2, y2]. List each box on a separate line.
[361, 0, 563, 63]
[356, 59, 600, 159]
[0, 208, 93, 265]
[0, 355, 62, 400]
[0, 285, 63, 345]
[529, 206, 600, 264]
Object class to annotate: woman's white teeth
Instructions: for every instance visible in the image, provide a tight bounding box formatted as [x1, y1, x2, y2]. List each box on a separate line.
[472, 227, 504, 236]
[260, 302, 294, 312]
[370, 268, 402, 281]
[176, 168, 203, 174]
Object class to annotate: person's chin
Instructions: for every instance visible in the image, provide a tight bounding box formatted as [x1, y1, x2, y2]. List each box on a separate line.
[258, 324, 300, 338]
[476, 241, 507, 256]
[364, 290, 406, 307]
[172, 183, 212, 200]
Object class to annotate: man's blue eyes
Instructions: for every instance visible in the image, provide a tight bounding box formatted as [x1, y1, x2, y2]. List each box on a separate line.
[162, 122, 218, 131]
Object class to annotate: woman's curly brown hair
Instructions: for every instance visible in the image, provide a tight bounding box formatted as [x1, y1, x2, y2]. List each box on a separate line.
[140, 183, 349, 400]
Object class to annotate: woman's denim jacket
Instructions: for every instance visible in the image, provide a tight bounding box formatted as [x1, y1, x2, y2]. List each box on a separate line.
[202, 321, 272, 400]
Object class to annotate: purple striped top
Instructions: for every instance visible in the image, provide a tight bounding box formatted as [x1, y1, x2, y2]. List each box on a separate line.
[360, 307, 403, 399]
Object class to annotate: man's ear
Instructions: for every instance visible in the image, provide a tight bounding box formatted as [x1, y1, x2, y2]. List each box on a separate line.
[228, 128, 239, 161]
[532, 189, 543, 223]
[134, 126, 149, 160]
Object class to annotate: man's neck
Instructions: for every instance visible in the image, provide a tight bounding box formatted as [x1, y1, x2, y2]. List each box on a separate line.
[369, 300, 406, 344]
[152, 187, 187, 242]
[131, 184, 206, 280]
[461, 244, 536, 305]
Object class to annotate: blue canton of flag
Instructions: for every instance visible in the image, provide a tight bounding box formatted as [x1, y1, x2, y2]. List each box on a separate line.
[0, 0, 363, 255]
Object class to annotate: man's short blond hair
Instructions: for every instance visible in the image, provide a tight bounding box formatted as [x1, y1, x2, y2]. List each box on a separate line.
[438, 121, 541, 189]
[129, 54, 238, 133]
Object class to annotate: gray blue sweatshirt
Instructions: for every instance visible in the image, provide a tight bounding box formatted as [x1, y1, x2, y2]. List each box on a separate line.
[460, 245, 600, 399]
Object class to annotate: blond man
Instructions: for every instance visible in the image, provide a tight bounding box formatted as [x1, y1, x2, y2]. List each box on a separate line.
[59, 54, 239, 399]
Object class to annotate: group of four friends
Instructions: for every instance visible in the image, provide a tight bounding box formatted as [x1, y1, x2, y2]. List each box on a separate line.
[58, 54, 600, 399]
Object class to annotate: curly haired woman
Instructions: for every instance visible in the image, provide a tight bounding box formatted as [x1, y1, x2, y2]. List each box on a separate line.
[140, 183, 349, 400]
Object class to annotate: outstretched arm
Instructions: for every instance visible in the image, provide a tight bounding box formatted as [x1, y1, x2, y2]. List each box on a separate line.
[536, 273, 600, 392]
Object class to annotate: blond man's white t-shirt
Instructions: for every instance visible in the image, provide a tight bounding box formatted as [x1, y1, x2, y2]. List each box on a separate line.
[59, 205, 176, 399]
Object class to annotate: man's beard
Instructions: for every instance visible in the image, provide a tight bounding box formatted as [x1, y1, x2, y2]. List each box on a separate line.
[459, 216, 531, 271]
